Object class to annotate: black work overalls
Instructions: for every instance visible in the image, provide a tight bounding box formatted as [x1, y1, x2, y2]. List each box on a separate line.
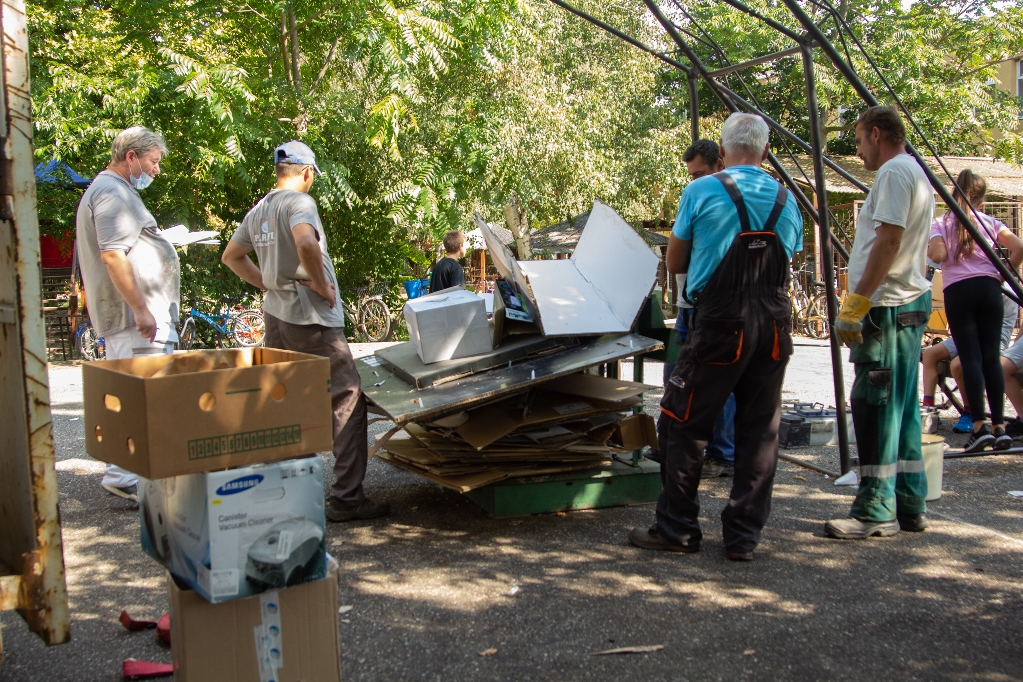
[654, 173, 794, 554]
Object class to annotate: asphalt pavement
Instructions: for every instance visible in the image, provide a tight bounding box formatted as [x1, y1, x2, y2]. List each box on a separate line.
[1, 342, 1022, 681]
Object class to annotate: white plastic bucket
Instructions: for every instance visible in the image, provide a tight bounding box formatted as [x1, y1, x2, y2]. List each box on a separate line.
[921, 434, 945, 501]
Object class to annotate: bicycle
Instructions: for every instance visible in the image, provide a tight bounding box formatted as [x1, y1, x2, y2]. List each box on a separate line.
[75, 319, 105, 361]
[341, 286, 394, 342]
[178, 297, 265, 350]
[789, 262, 830, 340]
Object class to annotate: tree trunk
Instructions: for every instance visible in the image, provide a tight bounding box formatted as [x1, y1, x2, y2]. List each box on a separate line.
[288, 5, 302, 92]
[503, 191, 533, 260]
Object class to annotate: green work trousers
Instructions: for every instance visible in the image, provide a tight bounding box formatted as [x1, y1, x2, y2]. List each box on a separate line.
[848, 292, 931, 522]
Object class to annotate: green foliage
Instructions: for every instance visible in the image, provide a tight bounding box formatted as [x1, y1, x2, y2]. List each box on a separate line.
[27, 0, 1023, 313]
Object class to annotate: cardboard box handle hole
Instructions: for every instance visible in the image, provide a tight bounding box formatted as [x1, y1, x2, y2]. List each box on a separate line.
[271, 383, 287, 401]
[199, 392, 216, 411]
[95, 425, 102, 442]
[127, 437, 135, 455]
[104, 394, 121, 412]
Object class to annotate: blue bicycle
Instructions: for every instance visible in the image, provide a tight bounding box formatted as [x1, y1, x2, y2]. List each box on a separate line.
[74, 318, 105, 361]
[178, 298, 265, 350]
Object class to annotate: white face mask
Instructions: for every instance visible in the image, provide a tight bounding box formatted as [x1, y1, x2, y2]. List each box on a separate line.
[129, 155, 154, 190]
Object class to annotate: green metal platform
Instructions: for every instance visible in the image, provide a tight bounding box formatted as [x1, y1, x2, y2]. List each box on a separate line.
[462, 457, 661, 518]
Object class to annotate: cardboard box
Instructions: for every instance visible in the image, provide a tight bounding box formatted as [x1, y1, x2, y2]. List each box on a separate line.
[170, 561, 341, 682]
[84, 348, 332, 478]
[403, 288, 492, 364]
[473, 200, 659, 336]
[611, 414, 659, 451]
[140, 456, 327, 604]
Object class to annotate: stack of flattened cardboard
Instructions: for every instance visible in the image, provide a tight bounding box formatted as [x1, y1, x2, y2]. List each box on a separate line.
[376, 372, 658, 492]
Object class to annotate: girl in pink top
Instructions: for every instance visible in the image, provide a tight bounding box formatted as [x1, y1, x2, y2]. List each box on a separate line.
[927, 169, 1023, 452]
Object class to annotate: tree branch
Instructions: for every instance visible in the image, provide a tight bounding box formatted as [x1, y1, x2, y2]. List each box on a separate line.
[295, 1, 342, 32]
[307, 35, 341, 96]
[289, 5, 303, 92]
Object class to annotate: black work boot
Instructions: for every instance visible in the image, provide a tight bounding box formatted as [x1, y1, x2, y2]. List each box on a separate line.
[326, 498, 391, 522]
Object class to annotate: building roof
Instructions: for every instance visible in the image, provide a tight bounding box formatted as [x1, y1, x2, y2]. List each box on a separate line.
[530, 212, 669, 254]
[771, 155, 1023, 198]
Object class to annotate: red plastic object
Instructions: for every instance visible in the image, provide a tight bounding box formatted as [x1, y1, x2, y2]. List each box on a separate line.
[156, 613, 171, 645]
[122, 659, 173, 679]
[119, 611, 158, 631]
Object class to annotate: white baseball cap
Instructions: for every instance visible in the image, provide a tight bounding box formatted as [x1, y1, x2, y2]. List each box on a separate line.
[273, 140, 322, 175]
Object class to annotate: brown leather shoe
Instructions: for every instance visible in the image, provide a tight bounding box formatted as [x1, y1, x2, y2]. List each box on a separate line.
[628, 526, 699, 553]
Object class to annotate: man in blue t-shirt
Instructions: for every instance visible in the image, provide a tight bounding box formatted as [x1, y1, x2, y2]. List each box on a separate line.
[664, 139, 736, 480]
[630, 113, 803, 561]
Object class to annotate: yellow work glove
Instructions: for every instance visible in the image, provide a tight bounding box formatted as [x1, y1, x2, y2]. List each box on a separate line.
[834, 293, 873, 347]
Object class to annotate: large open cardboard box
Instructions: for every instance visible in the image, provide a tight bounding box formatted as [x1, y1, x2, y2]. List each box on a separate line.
[170, 561, 342, 682]
[473, 200, 659, 336]
[84, 348, 332, 478]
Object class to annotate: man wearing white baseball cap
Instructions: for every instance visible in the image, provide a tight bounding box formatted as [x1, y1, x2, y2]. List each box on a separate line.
[222, 140, 390, 522]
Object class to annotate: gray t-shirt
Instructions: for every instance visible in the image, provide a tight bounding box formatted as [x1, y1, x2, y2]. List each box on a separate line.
[75, 171, 180, 338]
[231, 189, 344, 328]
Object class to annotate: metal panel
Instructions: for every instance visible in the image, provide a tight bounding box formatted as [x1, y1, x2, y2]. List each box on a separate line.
[360, 333, 662, 425]
[0, 0, 70, 657]
[375, 334, 575, 389]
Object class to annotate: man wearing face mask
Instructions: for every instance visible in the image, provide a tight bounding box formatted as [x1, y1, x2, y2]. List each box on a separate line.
[76, 126, 179, 506]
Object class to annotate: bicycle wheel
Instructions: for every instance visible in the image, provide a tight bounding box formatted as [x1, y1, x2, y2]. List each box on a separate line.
[179, 317, 197, 351]
[232, 310, 266, 347]
[76, 322, 104, 361]
[359, 297, 392, 342]
[805, 293, 830, 340]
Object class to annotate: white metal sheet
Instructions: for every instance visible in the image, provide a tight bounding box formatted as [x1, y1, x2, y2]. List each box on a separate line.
[572, 199, 660, 330]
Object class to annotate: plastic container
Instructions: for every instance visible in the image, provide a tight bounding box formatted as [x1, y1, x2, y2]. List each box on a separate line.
[403, 279, 426, 300]
[921, 434, 945, 501]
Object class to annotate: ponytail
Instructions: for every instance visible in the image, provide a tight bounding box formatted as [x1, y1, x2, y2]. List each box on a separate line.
[952, 169, 987, 264]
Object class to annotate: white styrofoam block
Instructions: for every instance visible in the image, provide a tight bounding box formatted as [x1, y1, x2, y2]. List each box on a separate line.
[403, 289, 492, 364]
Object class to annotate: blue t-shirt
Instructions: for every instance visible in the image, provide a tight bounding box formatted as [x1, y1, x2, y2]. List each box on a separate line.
[672, 165, 804, 296]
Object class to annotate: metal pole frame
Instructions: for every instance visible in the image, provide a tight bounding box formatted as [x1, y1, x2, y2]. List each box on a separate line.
[801, 42, 851, 473]
[550, 0, 857, 468]
[779, 0, 1023, 305]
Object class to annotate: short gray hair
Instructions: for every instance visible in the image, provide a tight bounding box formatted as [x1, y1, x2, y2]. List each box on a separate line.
[111, 126, 168, 162]
[720, 113, 770, 158]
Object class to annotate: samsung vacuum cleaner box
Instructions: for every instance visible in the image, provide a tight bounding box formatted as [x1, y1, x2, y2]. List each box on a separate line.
[139, 456, 327, 604]
[170, 561, 342, 682]
[83, 348, 333, 479]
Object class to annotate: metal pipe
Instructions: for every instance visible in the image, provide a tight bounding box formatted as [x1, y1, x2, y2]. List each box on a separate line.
[715, 82, 872, 194]
[778, 0, 1023, 306]
[546, 0, 692, 75]
[944, 448, 1023, 459]
[707, 45, 803, 77]
[778, 453, 840, 478]
[766, 152, 851, 262]
[713, 0, 805, 42]
[802, 43, 851, 475]
[687, 73, 700, 142]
